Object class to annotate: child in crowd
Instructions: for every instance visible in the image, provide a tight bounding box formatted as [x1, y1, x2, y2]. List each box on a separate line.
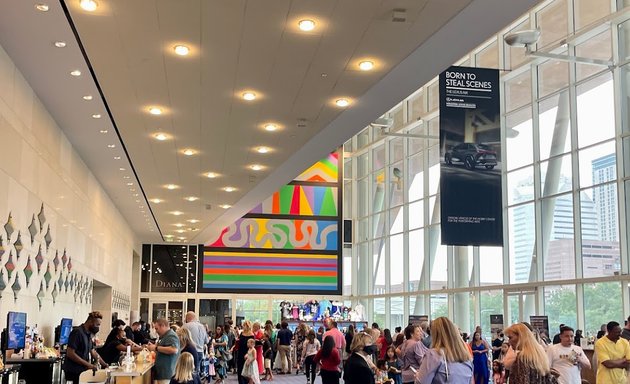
[376, 359, 393, 384]
[169, 352, 202, 384]
[385, 346, 402, 384]
[242, 338, 260, 384]
[262, 332, 274, 381]
[492, 360, 506, 384]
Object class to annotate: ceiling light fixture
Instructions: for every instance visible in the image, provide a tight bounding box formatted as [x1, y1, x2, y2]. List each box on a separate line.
[79, 0, 98, 11]
[171, 211, 184, 216]
[187, 219, 200, 223]
[250, 164, 263, 171]
[264, 123, 278, 132]
[219, 204, 231, 209]
[114, 156, 121, 160]
[165, 184, 179, 190]
[99, 130, 108, 134]
[70, 70, 81, 77]
[107, 144, 116, 148]
[92, 114, 101, 119]
[148, 107, 163, 115]
[83, 95, 93, 101]
[256, 146, 270, 154]
[205, 172, 219, 178]
[298, 19, 316, 31]
[242, 92, 256, 101]
[335, 98, 350, 107]
[154, 133, 169, 141]
[174, 45, 190, 56]
[174, 223, 184, 227]
[182, 149, 196, 156]
[35, 3, 50, 11]
[126, 182, 133, 186]
[184, 196, 198, 202]
[358, 60, 375, 71]
[150, 198, 163, 203]
[119, 167, 125, 171]
[223, 186, 236, 192]
[54, 41, 67, 48]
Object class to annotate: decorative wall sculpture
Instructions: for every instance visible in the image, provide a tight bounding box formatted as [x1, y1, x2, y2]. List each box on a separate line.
[0, 205, 93, 308]
[202, 151, 342, 294]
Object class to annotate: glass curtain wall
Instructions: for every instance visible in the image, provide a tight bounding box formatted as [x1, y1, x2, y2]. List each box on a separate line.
[346, 0, 630, 336]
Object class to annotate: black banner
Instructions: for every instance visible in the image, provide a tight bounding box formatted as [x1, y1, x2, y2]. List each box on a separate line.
[439, 66, 502, 246]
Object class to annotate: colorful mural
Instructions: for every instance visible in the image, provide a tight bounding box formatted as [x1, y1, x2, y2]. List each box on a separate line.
[201, 151, 342, 294]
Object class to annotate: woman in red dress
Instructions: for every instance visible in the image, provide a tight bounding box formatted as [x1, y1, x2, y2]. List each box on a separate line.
[252, 321, 265, 375]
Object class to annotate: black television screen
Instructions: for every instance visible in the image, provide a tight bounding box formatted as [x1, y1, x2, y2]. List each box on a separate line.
[59, 318, 73, 345]
[7, 312, 26, 350]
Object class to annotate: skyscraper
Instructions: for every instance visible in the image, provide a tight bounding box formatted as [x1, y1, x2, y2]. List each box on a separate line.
[591, 154, 618, 241]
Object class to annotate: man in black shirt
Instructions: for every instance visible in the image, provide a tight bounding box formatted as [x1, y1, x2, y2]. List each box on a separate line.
[491, 330, 504, 360]
[63, 311, 108, 383]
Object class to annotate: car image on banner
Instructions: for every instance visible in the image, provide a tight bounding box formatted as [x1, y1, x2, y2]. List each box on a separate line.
[444, 142, 498, 170]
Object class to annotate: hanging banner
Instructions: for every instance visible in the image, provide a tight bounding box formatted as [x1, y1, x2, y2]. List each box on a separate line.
[439, 66, 502, 246]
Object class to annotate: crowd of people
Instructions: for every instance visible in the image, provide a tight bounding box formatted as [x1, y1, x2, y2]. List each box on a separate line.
[62, 310, 630, 384]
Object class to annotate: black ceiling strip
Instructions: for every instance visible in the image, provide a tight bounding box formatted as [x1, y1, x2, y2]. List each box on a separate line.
[58, 0, 164, 241]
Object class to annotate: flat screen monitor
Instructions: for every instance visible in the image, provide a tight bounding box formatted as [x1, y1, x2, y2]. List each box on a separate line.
[59, 318, 73, 345]
[6, 312, 26, 350]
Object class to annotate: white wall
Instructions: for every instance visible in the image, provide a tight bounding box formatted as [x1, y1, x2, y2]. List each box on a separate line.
[0, 43, 137, 345]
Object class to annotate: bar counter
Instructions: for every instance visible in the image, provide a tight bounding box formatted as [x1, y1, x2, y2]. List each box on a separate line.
[109, 361, 154, 384]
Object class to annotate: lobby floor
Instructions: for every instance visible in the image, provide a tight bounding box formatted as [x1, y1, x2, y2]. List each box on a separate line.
[220, 372, 344, 384]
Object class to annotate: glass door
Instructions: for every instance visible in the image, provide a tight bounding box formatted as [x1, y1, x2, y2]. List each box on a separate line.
[150, 301, 185, 324]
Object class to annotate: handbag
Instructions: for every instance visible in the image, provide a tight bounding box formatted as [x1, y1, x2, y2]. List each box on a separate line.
[221, 349, 233, 362]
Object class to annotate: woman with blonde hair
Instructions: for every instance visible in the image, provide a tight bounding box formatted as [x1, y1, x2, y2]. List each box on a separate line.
[169, 352, 201, 384]
[176, 327, 200, 374]
[236, 320, 255, 384]
[343, 332, 376, 384]
[414, 317, 473, 384]
[503, 323, 557, 384]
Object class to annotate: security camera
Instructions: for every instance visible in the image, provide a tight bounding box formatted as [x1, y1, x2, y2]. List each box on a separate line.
[504, 29, 541, 47]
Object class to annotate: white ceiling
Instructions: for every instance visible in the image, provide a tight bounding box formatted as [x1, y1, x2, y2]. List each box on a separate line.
[0, 0, 540, 244]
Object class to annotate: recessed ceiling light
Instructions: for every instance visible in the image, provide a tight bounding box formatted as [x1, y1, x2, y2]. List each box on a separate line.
[124, 176, 131, 179]
[150, 198, 163, 203]
[358, 60, 374, 71]
[99, 130, 108, 134]
[171, 211, 184, 216]
[178, 237, 186, 240]
[114, 156, 121, 160]
[335, 98, 350, 107]
[165, 184, 179, 190]
[206, 172, 219, 179]
[107, 144, 116, 148]
[250, 164, 263, 171]
[92, 114, 101, 119]
[187, 219, 200, 224]
[223, 186, 236, 192]
[70, 70, 81, 77]
[264, 123, 278, 132]
[298, 19, 316, 31]
[148, 107, 163, 115]
[219, 204, 231, 209]
[79, 0, 98, 11]
[173, 45, 190, 56]
[256, 146, 270, 154]
[154, 133, 169, 141]
[176, 229, 186, 233]
[54, 41, 66, 48]
[35, 3, 50, 11]
[182, 149, 196, 156]
[83, 95, 93, 101]
[174, 223, 184, 227]
[119, 167, 125, 171]
[184, 196, 198, 202]
[242, 92, 256, 101]
[126, 182, 133, 186]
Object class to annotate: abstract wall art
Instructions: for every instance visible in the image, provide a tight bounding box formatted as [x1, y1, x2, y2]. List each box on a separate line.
[201, 150, 342, 294]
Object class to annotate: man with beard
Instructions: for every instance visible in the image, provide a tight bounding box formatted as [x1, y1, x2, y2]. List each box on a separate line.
[63, 311, 109, 383]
